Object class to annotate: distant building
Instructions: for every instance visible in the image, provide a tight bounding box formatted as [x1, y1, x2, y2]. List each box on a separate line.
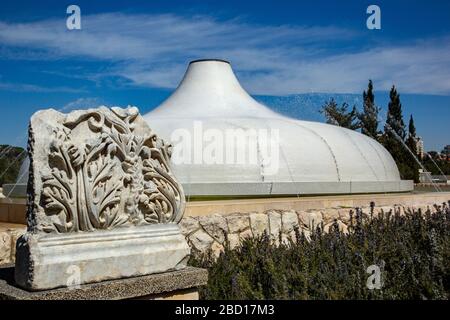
[418, 169, 432, 183]
[418, 169, 450, 184]
[442, 145, 450, 161]
[415, 136, 424, 160]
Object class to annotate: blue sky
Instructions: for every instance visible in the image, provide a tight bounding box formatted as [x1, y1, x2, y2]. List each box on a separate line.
[0, 0, 449, 151]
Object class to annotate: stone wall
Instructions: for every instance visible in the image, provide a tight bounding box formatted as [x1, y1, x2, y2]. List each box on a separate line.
[0, 223, 26, 265]
[180, 203, 447, 257]
[1, 201, 448, 265]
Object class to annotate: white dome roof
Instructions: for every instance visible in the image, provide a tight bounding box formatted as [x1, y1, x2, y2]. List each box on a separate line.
[144, 59, 411, 196]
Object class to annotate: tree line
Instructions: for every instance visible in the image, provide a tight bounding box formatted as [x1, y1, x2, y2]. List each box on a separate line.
[320, 81, 421, 182]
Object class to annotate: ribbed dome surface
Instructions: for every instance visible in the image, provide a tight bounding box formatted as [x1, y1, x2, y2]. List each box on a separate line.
[144, 60, 411, 196]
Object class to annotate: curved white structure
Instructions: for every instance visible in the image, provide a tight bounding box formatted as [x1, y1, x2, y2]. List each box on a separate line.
[4, 59, 412, 199]
[144, 59, 413, 196]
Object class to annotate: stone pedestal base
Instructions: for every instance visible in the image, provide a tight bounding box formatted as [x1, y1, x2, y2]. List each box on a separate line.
[15, 224, 190, 291]
[0, 265, 207, 300]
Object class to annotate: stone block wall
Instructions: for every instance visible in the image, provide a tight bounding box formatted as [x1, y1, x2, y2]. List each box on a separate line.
[180, 203, 446, 257]
[0, 199, 27, 224]
[0, 224, 26, 265]
[0, 201, 448, 265]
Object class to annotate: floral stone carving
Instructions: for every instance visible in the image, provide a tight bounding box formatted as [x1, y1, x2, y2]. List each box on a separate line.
[15, 107, 190, 291]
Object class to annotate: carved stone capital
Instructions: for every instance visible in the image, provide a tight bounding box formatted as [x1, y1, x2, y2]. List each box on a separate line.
[28, 106, 185, 233]
[15, 106, 190, 291]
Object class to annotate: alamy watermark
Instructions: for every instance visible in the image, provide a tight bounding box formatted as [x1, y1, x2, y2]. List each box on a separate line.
[65, 5, 381, 32]
[170, 121, 280, 176]
[366, 5, 381, 30]
[66, 265, 81, 290]
[366, 262, 384, 290]
[66, 5, 81, 30]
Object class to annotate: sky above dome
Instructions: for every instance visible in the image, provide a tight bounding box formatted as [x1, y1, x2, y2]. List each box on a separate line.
[0, 0, 449, 151]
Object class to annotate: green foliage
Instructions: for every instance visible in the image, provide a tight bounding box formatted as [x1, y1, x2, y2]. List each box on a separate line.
[385, 86, 406, 140]
[423, 153, 450, 175]
[321, 81, 420, 182]
[381, 86, 419, 182]
[406, 115, 418, 157]
[408, 115, 417, 138]
[442, 146, 450, 159]
[0, 145, 26, 186]
[359, 80, 380, 139]
[320, 98, 360, 130]
[191, 204, 450, 300]
[405, 115, 420, 182]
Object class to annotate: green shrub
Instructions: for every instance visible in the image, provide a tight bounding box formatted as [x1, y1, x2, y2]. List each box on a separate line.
[190, 203, 450, 300]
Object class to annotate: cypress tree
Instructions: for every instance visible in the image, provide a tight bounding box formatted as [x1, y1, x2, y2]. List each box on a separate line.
[406, 115, 420, 182]
[382, 86, 418, 181]
[408, 115, 416, 137]
[406, 115, 418, 157]
[359, 80, 380, 139]
[320, 98, 359, 130]
[385, 86, 406, 140]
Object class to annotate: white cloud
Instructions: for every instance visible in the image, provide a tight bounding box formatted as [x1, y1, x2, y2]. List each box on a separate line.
[241, 40, 450, 95]
[0, 81, 86, 93]
[0, 13, 449, 95]
[60, 97, 106, 112]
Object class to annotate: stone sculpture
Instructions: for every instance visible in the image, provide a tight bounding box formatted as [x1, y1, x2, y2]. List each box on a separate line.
[15, 106, 190, 291]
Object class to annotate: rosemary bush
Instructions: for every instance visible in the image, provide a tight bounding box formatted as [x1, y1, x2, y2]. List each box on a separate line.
[190, 203, 450, 300]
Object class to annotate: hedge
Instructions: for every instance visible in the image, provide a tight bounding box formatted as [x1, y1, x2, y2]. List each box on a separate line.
[190, 203, 450, 300]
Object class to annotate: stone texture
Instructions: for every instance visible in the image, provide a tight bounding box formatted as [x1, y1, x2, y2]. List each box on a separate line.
[337, 209, 353, 224]
[179, 217, 200, 236]
[198, 214, 228, 244]
[249, 213, 269, 237]
[0, 265, 207, 300]
[9, 232, 21, 263]
[6, 192, 450, 225]
[0, 232, 12, 265]
[321, 208, 341, 224]
[281, 234, 291, 245]
[15, 224, 190, 291]
[0, 224, 26, 266]
[240, 228, 253, 240]
[6, 196, 448, 262]
[25, 106, 186, 233]
[189, 229, 215, 252]
[177, 200, 450, 255]
[281, 210, 299, 234]
[267, 210, 282, 239]
[15, 107, 190, 291]
[226, 214, 250, 234]
[227, 234, 240, 249]
[324, 220, 349, 235]
[228, 229, 253, 249]
[298, 211, 323, 229]
[8, 228, 26, 264]
[210, 241, 224, 258]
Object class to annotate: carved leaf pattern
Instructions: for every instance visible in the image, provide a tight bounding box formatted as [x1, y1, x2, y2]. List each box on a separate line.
[41, 107, 185, 233]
